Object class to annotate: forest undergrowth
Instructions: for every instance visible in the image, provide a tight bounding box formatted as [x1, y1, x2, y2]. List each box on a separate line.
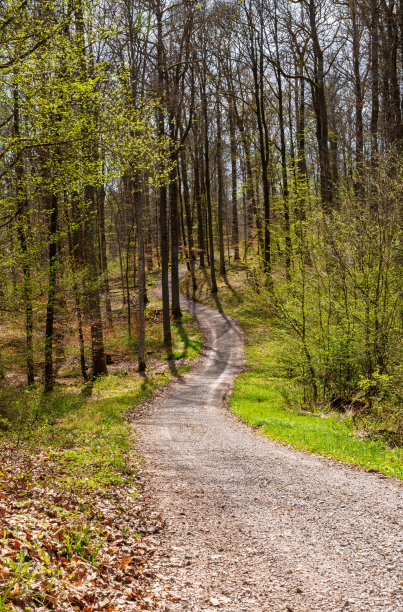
[182, 263, 403, 480]
[0, 281, 202, 611]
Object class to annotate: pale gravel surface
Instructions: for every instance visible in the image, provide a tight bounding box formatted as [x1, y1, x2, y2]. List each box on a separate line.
[135, 283, 403, 612]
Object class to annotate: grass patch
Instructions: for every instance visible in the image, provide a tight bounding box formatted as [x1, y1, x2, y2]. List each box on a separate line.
[61, 525, 106, 565]
[182, 264, 403, 479]
[231, 376, 403, 479]
[49, 373, 172, 491]
[0, 372, 174, 493]
[0, 291, 203, 493]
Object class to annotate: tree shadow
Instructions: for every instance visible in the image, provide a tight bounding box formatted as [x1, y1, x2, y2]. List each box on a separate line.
[197, 267, 224, 313]
[213, 293, 224, 313]
[185, 298, 200, 326]
[167, 357, 186, 380]
[139, 372, 156, 394]
[222, 274, 242, 303]
[174, 320, 190, 357]
[81, 380, 94, 397]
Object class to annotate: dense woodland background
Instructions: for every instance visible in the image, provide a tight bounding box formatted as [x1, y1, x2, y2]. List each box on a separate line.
[0, 0, 402, 437]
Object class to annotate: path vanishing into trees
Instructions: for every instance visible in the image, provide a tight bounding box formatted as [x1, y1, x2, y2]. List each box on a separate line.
[135, 282, 403, 612]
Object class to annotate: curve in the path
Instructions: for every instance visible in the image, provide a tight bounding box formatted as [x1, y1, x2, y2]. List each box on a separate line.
[136, 285, 403, 612]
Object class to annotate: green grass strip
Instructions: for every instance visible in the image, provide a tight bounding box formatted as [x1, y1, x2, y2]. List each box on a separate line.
[230, 374, 403, 479]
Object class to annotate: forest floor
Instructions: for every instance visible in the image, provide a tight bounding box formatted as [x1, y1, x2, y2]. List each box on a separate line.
[0, 277, 202, 611]
[135, 269, 403, 611]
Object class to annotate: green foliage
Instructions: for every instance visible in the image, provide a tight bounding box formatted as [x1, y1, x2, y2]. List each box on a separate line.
[0, 0, 172, 380]
[269, 155, 403, 413]
[61, 525, 106, 565]
[0, 549, 43, 610]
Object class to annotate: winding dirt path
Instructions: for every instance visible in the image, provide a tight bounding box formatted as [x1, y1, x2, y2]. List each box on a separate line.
[135, 285, 403, 611]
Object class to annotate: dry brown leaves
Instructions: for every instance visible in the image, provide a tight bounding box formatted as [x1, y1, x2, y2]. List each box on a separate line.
[0, 445, 166, 611]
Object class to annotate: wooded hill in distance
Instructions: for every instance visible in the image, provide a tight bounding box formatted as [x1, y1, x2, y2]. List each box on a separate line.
[0, 0, 402, 437]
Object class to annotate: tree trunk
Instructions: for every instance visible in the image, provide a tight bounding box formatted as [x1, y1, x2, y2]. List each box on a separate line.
[295, 63, 308, 222]
[308, 0, 333, 210]
[44, 191, 58, 392]
[228, 98, 240, 261]
[352, 1, 364, 184]
[202, 62, 217, 293]
[178, 180, 188, 268]
[195, 146, 205, 267]
[75, 0, 107, 378]
[180, 148, 197, 290]
[216, 95, 226, 275]
[98, 184, 113, 327]
[370, 0, 380, 160]
[247, 9, 272, 281]
[66, 212, 87, 382]
[83, 186, 108, 378]
[238, 116, 264, 255]
[276, 65, 292, 281]
[13, 86, 34, 386]
[169, 150, 182, 320]
[156, 1, 172, 352]
[134, 177, 146, 372]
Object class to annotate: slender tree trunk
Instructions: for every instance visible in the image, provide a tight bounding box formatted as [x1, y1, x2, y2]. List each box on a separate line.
[159, 172, 171, 351]
[276, 66, 292, 281]
[146, 197, 154, 273]
[329, 122, 339, 199]
[370, 0, 379, 160]
[180, 148, 197, 290]
[228, 98, 240, 261]
[242, 186, 247, 260]
[247, 10, 272, 281]
[178, 181, 188, 267]
[7, 221, 17, 293]
[195, 146, 205, 267]
[44, 191, 58, 392]
[155, 203, 161, 269]
[13, 86, 34, 385]
[83, 186, 108, 377]
[202, 62, 217, 293]
[98, 184, 113, 327]
[156, 2, 172, 351]
[133, 229, 137, 289]
[125, 230, 132, 337]
[238, 117, 263, 255]
[204, 203, 210, 266]
[133, 176, 146, 372]
[169, 149, 182, 320]
[116, 222, 126, 305]
[216, 95, 226, 275]
[75, 0, 107, 378]
[16, 216, 34, 386]
[309, 0, 333, 210]
[352, 2, 363, 178]
[295, 63, 308, 222]
[67, 213, 87, 382]
[386, 2, 402, 146]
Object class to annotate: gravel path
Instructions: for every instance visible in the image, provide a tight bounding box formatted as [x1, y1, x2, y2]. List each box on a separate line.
[135, 285, 403, 612]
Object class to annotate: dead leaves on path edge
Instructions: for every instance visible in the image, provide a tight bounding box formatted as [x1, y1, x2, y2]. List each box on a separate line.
[0, 444, 166, 611]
